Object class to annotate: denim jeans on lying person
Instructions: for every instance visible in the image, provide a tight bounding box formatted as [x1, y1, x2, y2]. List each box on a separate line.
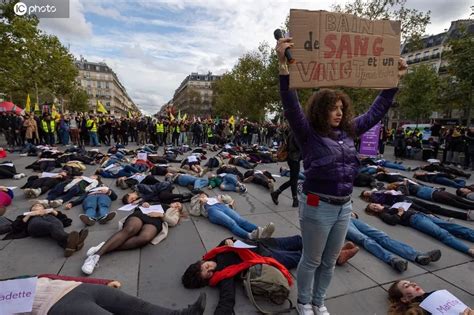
[264, 235, 303, 269]
[347, 218, 420, 263]
[296, 193, 352, 307]
[410, 213, 474, 254]
[220, 174, 239, 191]
[205, 203, 257, 239]
[380, 160, 407, 171]
[176, 174, 209, 190]
[433, 176, 466, 189]
[82, 194, 111, 220]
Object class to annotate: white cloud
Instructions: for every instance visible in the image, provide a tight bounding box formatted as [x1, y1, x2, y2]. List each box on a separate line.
[37, 0, 471, 115]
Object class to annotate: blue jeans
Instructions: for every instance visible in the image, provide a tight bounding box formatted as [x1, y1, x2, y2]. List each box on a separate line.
[82, 194, 111, 219]
[347, 218, 419, 263]
[220, 174, 238, 191]
[89, 132, 99, 146]
[380, 161, 407, 170]
[237, 159, 253, 169]
[280, 169, 305, 180]
[176, 174, 208, 189]
[433, 176, 466, 189]
[59, 129, 69, 145]
[358, 166, 377, 174]
[206, 203, 257, 239]
[410, 213, 473, 253]
[296, 193, 352, 306]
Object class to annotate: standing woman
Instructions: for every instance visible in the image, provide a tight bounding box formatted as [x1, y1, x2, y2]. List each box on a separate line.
[271, 128, 301, 207]
[276, 38, 407, 315]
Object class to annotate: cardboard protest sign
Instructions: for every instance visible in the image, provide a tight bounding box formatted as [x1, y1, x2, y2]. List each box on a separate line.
[0, 277, 37, 315]
[289, 10, 400, 88]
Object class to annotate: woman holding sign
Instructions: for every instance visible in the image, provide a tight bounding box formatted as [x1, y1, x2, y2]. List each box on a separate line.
[387, 280, 473, 315]
[276, 37, 407, 315]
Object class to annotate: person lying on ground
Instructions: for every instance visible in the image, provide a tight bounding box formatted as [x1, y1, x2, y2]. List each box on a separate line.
[181, 236, 358, 314]
[167, 173, 209, 194]
[365, 202, 474, 257]
[3, 202, 88, 257]
[207, 173, 247, 193]
[122, 180, 192, 205]
[17, 273, 206, 315]
[412, 160, 471, 178]
[216, 164, 244, 181]
[22, 171, 70, 198]
[196, 193, 274, 240]
[414, 171, 466, 189]
[243, 169, 276, 192]
[38, 175, 101, 208]
[0, 161, 26, 179]
[228, 155, 257, 169]
[387, 279, 473, 315]
[347, 212, 441, 273]
[81, 202, 184, 275]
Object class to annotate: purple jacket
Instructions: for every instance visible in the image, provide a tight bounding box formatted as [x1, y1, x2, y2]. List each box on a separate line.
[280, 75, 398, 197]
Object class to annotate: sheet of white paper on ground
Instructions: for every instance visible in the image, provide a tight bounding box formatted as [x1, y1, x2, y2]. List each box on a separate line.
[117, 204, 137, 211]
[187, 155, 198, 163]
[0, 277, 37, 315]
[41, 172, 58, 178]
[139, 205, 164, 214]
[225, 144, 231, 149]
[6, 187, 17, 190]
[137, 152, 148, 161]
[427, 159, 441, 164]
[0, 163, 14, 167]
[157, 164, 169, 167]
[254, 170, 263, 175]
[387, 172, 401, 175]
[89, 187, 107, 193]
[419, 290, 468, 315]
[390, 202, 412, 212]
[81, 176, 95, 183]
[384, 190, 403, 195]
[206, 197, 219, 205]
[272, 174, 281, 178]
[233, 240, 257, 249]
[103, 164, 116, 171]
[218, 173, 227, 177]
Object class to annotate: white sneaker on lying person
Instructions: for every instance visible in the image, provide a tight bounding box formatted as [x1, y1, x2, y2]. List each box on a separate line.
[86, 241, 105, 256]
[49, 199, 63, 208]
[13, 173, 26, 179]
[82, 254, 100, 275]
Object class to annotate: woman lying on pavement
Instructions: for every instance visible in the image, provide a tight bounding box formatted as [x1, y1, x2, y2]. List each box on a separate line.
[361, 180, 474, 210]
[37, 175, 101, 208]
[243, 169, 276, 192]
[81, 201, 184, 275]
[387, 279, 474, 315]
[196, 193, 274, 240]
[347, 213, 441, 273]
[17, 273, 206, 315]
[181, 236, 358, 315]
[65, 186, 118, 226]
[3, 202, 88, 257]
[122, 180, 193, 205]
[413, 171, 466, 189]
[365, 202, 474, 257]
[0, 160, 26, 179]
[207, 173, 248, 193]
[22, 171, 70, 198]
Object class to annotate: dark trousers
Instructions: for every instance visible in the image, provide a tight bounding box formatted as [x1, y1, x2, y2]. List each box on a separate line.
[433, 191, 474, 210]
[0, 165, 17, 179]
[49, 283, 177, 315]
[265, 235, 302, 269]
[277, 159, 300, 197]
[411, 199, 468, 220]
[27, 215, 68, 247]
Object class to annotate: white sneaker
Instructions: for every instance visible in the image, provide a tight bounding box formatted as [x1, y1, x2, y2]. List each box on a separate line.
[81, 254, 100, 275]
[37, 199, 49, 206]
[49, 199, 63, 208]
[13, 173, 25, 179]
[86, 242, 105, 256]
[249, 227, 263, 240]
[313, 305, 330, 315]
[260, 222, 275, 238]
[297, 303, 315, 315]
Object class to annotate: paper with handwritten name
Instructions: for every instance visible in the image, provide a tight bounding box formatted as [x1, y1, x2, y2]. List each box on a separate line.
[419, 290, 467, 315]
[0, 277, 37, 314]
[390, 202, 412, 212]
[139, 204, 164, 214]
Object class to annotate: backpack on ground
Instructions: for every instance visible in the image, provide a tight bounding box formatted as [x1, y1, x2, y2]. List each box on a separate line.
[242, 264, 294, 314]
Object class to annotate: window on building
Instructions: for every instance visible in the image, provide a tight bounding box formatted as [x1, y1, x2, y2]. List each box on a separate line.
[97, 81, 101, 88]
[105, 82, 109, 89]
[96, 65, 100, 71]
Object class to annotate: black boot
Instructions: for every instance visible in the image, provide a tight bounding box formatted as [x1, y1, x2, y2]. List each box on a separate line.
[390, 258, 408, 272]
[270, 190, 280, 205]
[292, 196, 299, 207]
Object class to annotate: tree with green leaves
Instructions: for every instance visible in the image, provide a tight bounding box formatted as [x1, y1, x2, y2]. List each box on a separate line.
[443, 24, 474, 123]
[68, 87, 89, 113]
[397, 64, 439, 123]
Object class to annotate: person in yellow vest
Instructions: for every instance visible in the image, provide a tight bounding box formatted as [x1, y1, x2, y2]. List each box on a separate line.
[155, 119, 165, 146]
[41, 114, 56, 145]
[206, 124, 214, 144]
[86, 114, 99, 147]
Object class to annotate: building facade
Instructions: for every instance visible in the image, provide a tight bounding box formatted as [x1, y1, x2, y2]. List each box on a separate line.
[75, 58, 140, 116]
[172, 72, 221, 116]
[388, 19, 474, 128]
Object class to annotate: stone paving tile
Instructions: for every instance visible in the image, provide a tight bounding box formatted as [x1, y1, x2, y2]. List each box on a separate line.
[325, 287, 389, 315]
[434, 262, 474, 295]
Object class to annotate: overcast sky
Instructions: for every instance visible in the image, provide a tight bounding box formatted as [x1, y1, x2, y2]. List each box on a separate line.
[38, 0, 472, 114]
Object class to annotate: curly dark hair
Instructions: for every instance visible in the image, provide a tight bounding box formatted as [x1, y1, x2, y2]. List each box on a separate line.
[182, 260, 208, 289]
[387, 280, 425, 315]
[305, 89, 355, 139]
[122, 193, 130, 205]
